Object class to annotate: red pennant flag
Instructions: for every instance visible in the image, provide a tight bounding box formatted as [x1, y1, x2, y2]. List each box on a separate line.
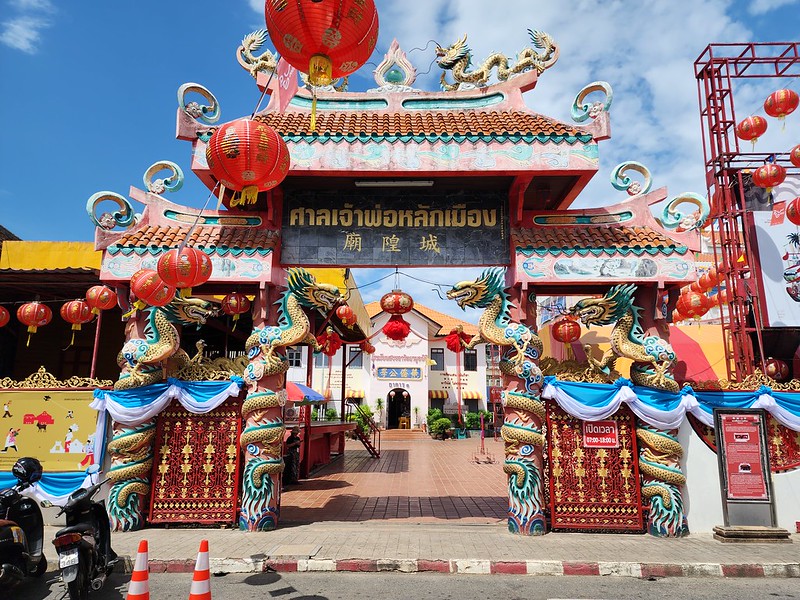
[276, 60, 299, 112]
[771, 201, 786, 226]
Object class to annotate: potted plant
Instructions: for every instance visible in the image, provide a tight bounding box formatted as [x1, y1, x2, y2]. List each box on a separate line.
[413, 406, 420, 428]
[374, 397, 384, 428]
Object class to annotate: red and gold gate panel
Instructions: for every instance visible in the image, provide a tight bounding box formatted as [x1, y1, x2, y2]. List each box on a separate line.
[545, 403, 644, 532]
[149, 398, 242, 525]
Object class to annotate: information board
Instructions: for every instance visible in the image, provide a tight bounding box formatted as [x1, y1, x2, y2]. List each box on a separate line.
[716, 410, 771, 502]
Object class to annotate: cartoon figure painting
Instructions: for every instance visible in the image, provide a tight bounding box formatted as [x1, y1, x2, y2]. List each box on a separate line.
[65, 424, 79, 452]
[2, 428, 20, 452]
[784, 232, 800, 302]
[79, 434, 95, 469]
[2, 400, 11, 418]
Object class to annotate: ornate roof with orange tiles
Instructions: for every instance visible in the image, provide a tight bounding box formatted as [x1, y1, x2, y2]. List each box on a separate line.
[513, 226, 690, 257]
[366, 301, 478, 337]
[254, 110, 592, 143]
[106, 225, 279, 256]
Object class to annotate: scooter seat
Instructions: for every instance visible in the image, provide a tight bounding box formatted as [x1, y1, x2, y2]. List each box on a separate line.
[55, 523, 94, 538]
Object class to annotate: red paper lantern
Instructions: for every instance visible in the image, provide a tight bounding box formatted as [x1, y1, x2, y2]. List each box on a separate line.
[552, 317, 581, 343]
[786, 197, 800, 226]
[735, 116, 767, 144]
[157, 247, 213, 295]
[380, 290, 413, 314]
[383, 314, 411, 341]
[17, 302, 52, 345]
[60, 300, 94, 347]
[689, 281, 705, 294]
[130, 269, 176, 309]
[764, 358, 790, 382]
[790, 144, 800, 168]
[358, 340, 375, 354]
[676, 291, 712, 319]
[316, 327, 343, 356]
[335, 304, 356, 327]
[85, 285, 117, 315]
[264, 0, 379, 86]
[205, 118, 289, 203]
[671, 309, 686, 323]
[698, 267, 720, 291]
[60, 300, 93, 329]
[752, 162, 786, 192]
[714, 289, 730, 306]
[221, 292, 250, 330]
[764, 89, 799, 120]
[0, 306, 9, 328]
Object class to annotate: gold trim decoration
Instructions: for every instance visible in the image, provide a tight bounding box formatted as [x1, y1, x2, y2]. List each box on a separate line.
[539, 357, 621, 384]
[174, 355, 248, 381]
[0, 366, 113, 389]
[691, 370, 800, 392]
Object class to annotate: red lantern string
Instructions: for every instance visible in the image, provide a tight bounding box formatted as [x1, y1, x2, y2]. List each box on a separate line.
[0, 306, 9, 328]
[382, 314, 411, 341]
[316, 327, 343, 356]
[60, 300, 94, 348]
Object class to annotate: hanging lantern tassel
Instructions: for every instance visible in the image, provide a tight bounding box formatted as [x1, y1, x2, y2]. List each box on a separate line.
[231, 313, 240, 332]
[310, 89, 318, 133]
[26, 325, 37, 347]
[383, 314, 411, 341]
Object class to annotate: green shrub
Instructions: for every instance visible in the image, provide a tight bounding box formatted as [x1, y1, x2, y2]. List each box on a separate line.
[325, 407, 338, 421]
[351, 404, 374, 433]
[427, 408, 443, 432]
[431, 417, 454, 437]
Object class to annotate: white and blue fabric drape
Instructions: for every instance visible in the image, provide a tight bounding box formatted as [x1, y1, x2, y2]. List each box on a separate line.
[541, 376, 800, 432]
[90, 377, 245, 427]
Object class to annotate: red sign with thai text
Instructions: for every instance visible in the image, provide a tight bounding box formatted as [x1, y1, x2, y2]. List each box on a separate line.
[720, 413, 768, 501]
[582, 419, 619, 448]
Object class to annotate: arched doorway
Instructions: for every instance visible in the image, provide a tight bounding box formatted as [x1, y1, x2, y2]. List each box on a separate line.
[386, 388, 410, 429]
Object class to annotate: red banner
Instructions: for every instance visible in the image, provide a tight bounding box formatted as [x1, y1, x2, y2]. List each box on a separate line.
[719, 413, 768, 501]
[276, 59, 298, 112]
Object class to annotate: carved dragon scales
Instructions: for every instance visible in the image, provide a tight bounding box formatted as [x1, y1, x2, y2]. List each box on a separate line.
[448, 267, 546, 535]
[239, 267, 342, 531]
[436, 29, 558, 92]
[570, 284, 679, 392]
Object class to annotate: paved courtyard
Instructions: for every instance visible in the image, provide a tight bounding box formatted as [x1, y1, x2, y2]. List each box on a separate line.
[280, 436, 508, 523]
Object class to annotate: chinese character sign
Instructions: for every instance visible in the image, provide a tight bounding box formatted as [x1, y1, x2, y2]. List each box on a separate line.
[281, 189, 509, 266]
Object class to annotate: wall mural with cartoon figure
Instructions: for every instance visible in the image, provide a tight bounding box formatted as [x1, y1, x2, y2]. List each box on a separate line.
[0, 391, 102, 472]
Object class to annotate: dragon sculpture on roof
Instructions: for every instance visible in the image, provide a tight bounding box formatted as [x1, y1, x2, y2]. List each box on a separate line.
[436, 29, 558, 92]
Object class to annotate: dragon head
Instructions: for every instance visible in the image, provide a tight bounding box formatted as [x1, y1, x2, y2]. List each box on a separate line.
[435, 34, 471, 69]
[161, 295, 218, 326]
[447, 267, 506, 310]
[286, 267, 342, 312]
[570, 283, 637, 326]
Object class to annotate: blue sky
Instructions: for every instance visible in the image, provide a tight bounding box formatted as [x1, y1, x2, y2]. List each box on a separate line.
[1, 0, 799, 317]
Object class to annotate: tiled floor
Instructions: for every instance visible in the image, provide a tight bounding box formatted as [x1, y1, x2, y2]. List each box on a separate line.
[280, 436, 508, 524]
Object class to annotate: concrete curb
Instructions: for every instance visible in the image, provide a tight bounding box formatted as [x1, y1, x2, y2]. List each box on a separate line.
[52, 556, 800, 578]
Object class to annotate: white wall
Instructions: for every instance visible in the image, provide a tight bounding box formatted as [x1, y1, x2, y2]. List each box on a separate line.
[682, 418, 800, 533]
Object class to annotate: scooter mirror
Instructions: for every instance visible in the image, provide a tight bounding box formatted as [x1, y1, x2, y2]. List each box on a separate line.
[40, 499, 53, 508]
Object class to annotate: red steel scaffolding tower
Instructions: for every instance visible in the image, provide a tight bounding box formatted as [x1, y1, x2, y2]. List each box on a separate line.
[694, 42, 800, 381]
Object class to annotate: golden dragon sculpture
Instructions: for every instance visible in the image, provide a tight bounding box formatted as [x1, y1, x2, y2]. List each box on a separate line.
[570, 284, 679, 392]
[436, 29, 558, 92]
[237, 30, 348, 91]
[115, 295, 218, 390]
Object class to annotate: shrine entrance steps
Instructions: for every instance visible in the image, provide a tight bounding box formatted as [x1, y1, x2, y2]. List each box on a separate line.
[379, 428, 429, 441]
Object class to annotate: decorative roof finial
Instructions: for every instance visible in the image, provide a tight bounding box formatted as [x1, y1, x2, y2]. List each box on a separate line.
[369, 39, 418, 93]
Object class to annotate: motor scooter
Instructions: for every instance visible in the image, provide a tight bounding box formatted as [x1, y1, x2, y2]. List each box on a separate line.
[0, 457, 47, 588]
[44, 476, 117, 599]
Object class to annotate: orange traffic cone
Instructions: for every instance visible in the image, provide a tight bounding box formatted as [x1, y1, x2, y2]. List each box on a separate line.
[126, 540, 150, 600]
[188, 539, 211, 600]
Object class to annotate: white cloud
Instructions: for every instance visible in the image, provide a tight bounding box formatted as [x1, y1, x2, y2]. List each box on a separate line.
[748, 0, 800, 14]
[0, 15, 50, 53]
[10, 0, 53, 10]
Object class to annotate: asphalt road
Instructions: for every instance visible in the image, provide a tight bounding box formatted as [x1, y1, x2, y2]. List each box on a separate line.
[16, 570, 800, 600]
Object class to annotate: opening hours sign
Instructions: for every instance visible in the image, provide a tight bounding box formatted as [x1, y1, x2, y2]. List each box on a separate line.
[582, 419, 619, 448]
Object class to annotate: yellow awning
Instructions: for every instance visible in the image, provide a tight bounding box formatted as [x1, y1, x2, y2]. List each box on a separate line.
[429, 390, 448, 399]
[0, 241, 100, 271]
[345, 389, 364, 399]
[462, 391, 483, 400]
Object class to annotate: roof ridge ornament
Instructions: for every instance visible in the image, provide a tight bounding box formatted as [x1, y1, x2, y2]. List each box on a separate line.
[571, 81, 613, 122]
[237, 30, 278, 78]
[435, 29, 558, 92]
[611, 161, 653, 197]
[369, 38, 419, 93]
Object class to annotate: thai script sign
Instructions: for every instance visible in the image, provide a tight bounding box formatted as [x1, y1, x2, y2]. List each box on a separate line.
[281, 189, 508, 266]
[375, 367, 422, 380]
[718, 412, 769, 501]
[582, 419, 619, 448]
[0, 390, 101, 473]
